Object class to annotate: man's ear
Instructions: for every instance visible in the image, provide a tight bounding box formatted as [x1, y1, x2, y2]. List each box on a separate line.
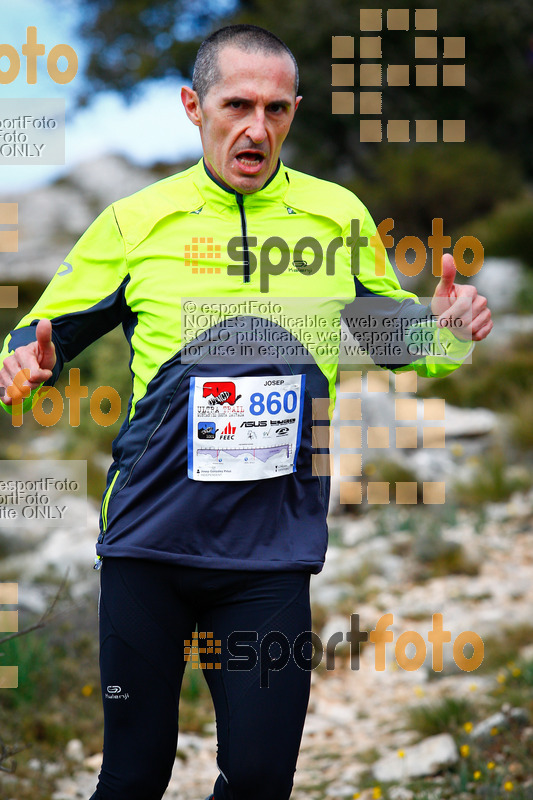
[181, 86, 202, 127]
[294, 95, 303, 113]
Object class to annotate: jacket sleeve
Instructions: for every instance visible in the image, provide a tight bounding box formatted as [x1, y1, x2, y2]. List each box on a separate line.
[340, 204, 474, 378]
[0, 203, 129, 415]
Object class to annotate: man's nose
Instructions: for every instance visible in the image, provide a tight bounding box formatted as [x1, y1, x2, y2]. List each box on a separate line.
[246, 110, 267, 143]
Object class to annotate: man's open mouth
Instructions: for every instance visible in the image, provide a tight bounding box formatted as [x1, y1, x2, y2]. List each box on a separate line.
[235, 151, 266, 166]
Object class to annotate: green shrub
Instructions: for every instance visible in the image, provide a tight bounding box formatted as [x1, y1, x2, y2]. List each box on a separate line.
[459, 196, 533, 269]
[417, 334, 533, 411]
[406, 696, 477, 738]
[453, 447, 532, 507]
[348, 143, 523, 241]
[411, 520, 479, 580]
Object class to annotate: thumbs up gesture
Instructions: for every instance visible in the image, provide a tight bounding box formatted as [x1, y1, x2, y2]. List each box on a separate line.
[430, 254, 493, 341]
[0, 319, 56, 405]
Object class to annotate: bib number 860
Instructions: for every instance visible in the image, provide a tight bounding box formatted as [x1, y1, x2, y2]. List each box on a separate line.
[250, 390, 297, 416]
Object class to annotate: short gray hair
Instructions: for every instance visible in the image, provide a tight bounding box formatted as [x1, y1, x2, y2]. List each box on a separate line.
[192, 24, 299, 104]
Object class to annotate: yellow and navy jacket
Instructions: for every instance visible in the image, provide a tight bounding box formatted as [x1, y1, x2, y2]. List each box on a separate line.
[0, 159, 471, 573]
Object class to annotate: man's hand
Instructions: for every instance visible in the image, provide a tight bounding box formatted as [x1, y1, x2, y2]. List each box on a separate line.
[0, 319, 56, 406]
[430, 254, 493, 341]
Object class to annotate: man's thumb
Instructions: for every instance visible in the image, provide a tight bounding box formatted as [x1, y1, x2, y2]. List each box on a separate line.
[434, 253, 456, 296]
[35, 318, 55, 366]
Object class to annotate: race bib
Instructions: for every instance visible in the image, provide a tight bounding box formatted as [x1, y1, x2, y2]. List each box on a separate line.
[188, 375, 306, 481]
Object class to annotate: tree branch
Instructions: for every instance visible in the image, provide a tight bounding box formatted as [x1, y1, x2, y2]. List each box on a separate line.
[0, 567, 70, 648]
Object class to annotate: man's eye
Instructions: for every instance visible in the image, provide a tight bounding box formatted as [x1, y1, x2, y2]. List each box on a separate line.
[230, 101, 242, 109]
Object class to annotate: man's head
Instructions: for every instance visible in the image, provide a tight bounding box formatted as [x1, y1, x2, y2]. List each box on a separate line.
[181, 24, 301, 194]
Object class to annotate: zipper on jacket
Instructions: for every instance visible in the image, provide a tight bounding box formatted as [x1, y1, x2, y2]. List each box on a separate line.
[235, 193, 250, 283]
[94, 468, 120, 570]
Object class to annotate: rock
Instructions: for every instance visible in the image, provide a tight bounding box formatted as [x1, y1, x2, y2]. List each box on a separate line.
[66, 738, 85, 762]
[372, 733, 458, 782]
[325, 784, 354, 798]
[310, 581, 356, 608]
[44, 762, 63, 776]
[53, 770, 102, 798]
[436, 404, 497, 439]
[83, 753, 103, 770]
[471, 258, 524, 314]
[320, 615, 351, 652]
[485, 502, 511, 523]
[340, 517, 377, 546]
[471, 711, 507, 740]
[376, 554, 404, 582]
[315, 698, 356, 726]
[494, 313, 533, 346]
[389, 788, 415, 800]
[408, 448, 456, 481]
[509, 707, 530, 726]
[506, 491, 533, 519]
[176, 732, 207, 751]
[52, 777, 79, 799]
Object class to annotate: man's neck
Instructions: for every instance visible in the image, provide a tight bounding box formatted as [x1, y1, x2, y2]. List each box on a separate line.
[202, 158, 280, 195]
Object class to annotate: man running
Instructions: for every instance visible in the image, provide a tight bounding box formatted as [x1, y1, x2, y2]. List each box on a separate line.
[0, 24, 492, 800]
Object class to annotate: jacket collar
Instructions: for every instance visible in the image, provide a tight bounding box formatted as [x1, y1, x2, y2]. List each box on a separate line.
[192, 157, 289, 209]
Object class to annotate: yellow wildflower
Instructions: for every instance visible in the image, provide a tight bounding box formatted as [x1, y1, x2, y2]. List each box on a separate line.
[463, 721, 473, 733]
[474, 771, 481, 780]
[460, 744, 470, 757]
[512, 667, 521, 677]
[397, 750, 405, 758]
[504, 781, 514, 791]
[490, 726, 499, 736]
[497, 673, 506, 684]
[372, 788, 382, 799]
[81, 684, 93, 697]
[487, 761, 496, 770]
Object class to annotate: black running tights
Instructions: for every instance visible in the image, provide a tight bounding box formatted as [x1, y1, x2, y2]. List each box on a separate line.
[88, 557, 312, 800]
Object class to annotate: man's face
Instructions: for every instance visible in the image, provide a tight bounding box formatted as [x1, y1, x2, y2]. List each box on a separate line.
[182, 46, 301, 194]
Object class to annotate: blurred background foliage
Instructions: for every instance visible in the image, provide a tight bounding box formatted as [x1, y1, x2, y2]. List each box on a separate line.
[69, 0, 533, 263]
[74, 0, 533, 179]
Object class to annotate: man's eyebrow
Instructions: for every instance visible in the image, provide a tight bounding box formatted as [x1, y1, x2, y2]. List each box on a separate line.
[221, 95, 292, 107]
